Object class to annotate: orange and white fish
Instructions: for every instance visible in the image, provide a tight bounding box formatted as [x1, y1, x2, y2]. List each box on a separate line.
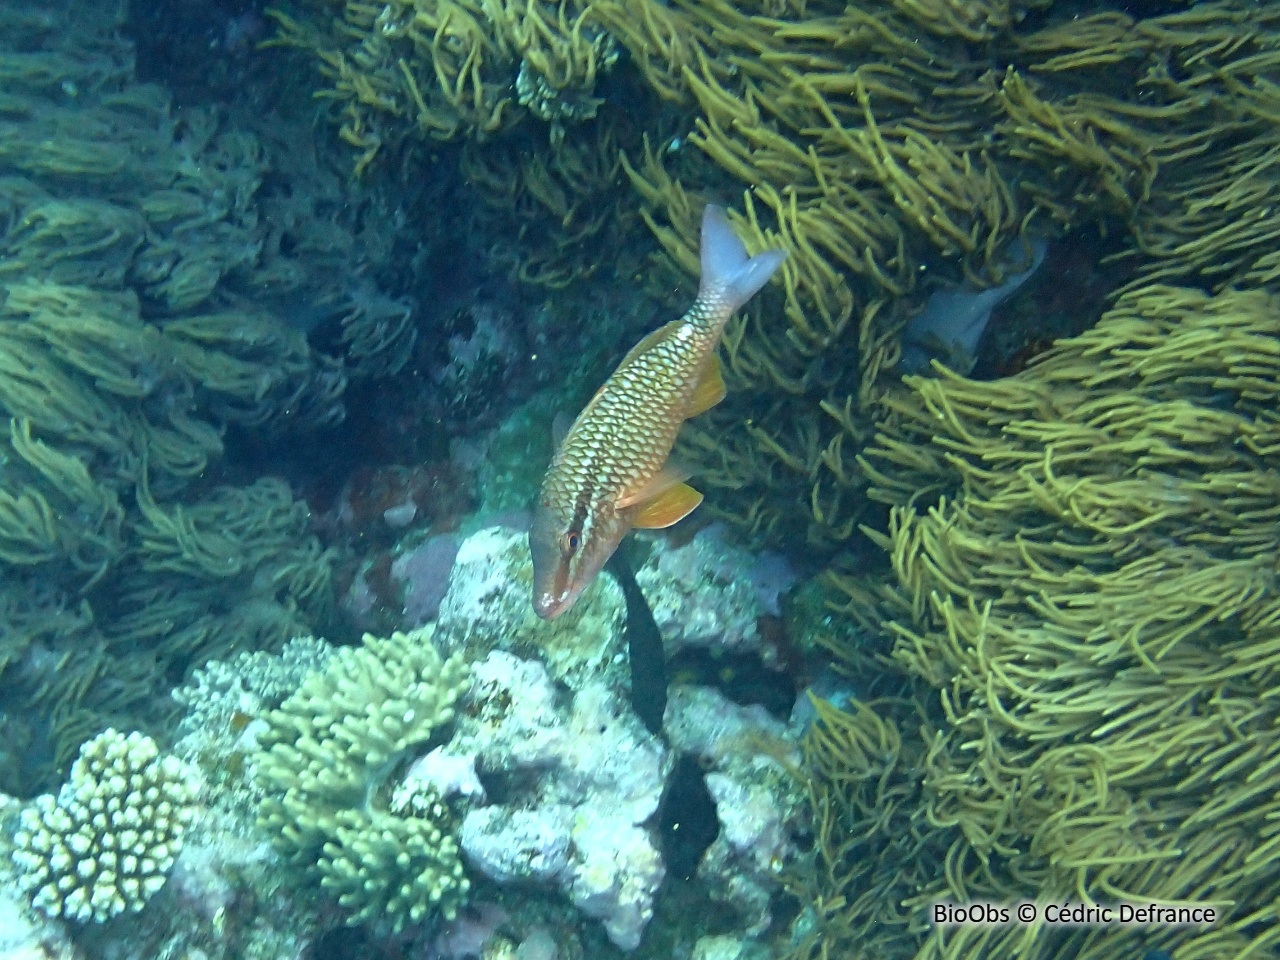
[529, 205, 785, 620]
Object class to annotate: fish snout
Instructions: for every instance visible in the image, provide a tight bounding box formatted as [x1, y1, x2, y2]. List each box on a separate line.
[533, 588, 571, 621]
[529, 509, 574, 620]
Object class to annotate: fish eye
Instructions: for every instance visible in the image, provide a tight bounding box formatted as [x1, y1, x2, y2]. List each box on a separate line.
[561, 530, 581, 555]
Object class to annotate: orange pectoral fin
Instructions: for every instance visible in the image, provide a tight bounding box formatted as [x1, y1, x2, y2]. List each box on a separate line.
[615, 463, 692, 510]
[685, 356, 726, 419]
[628, 482, 704, 529]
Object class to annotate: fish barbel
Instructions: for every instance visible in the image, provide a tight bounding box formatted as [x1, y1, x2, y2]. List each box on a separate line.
[529, 205, 785, 620]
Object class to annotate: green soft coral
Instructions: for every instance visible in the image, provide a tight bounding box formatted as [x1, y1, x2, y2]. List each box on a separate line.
[252, 626, 471, 931]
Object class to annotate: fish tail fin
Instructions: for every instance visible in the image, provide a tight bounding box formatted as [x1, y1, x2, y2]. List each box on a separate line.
[698, 205, 786, 315]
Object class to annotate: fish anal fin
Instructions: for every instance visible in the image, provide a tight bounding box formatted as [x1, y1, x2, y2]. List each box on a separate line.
[685, 355, 726, 418]
[616, 463, 692, 510]
[628, 482, 704, 529]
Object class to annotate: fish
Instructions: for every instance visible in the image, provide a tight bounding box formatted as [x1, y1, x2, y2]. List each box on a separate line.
[530, 204, 785, 620]
[606, 542, 667, 734]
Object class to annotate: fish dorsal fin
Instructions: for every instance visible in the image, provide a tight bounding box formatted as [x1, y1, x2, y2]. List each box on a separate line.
[552, 411, 574, 447]
[616, 321, 677, 371]
[685, 355, 726, 418]
[616, 463, 691, 510]
[628, 482, 704, 529]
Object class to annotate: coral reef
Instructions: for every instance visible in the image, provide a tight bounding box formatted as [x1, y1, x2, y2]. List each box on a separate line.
[11, 729, 199, 922]
[813, 281, 1280, 959]
[635, 524, 797, 666]
[275, 0, 1280, 564]
[0, 881, 78, 960]
[423, 524, 811, 950]
[433, 525, 627, 690]
[252, 626, 471, 932]
[1, 505, 811, 957]
[0, 0, 396, 792]
[454, 650, 670, 951]
[171, 634, 335, 787]
[143, 0, 1250, 631]
[13, 0, 1280, 957]
[664, 686, 806, 937]
[433, 522, 800, 697]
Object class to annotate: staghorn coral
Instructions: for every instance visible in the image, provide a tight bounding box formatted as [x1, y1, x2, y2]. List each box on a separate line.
[11, 728, 199, 922]
[253, 626, 472, 932]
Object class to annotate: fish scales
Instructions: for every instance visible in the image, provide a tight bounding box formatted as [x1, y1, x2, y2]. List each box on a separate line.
[560, 311, 715, 492]
[529, 206, 785, 620]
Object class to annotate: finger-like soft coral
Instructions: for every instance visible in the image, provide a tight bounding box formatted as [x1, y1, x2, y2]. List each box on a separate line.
[823, 283, 1280, 959]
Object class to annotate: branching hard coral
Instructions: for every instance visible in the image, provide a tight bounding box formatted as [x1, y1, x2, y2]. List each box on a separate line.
[169, 635, 336, 800]
[253, 627, 471, 931]
[12, 728, 199, 922]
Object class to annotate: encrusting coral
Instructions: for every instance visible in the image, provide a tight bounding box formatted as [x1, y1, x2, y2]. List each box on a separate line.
[253, 626, 472, 932]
